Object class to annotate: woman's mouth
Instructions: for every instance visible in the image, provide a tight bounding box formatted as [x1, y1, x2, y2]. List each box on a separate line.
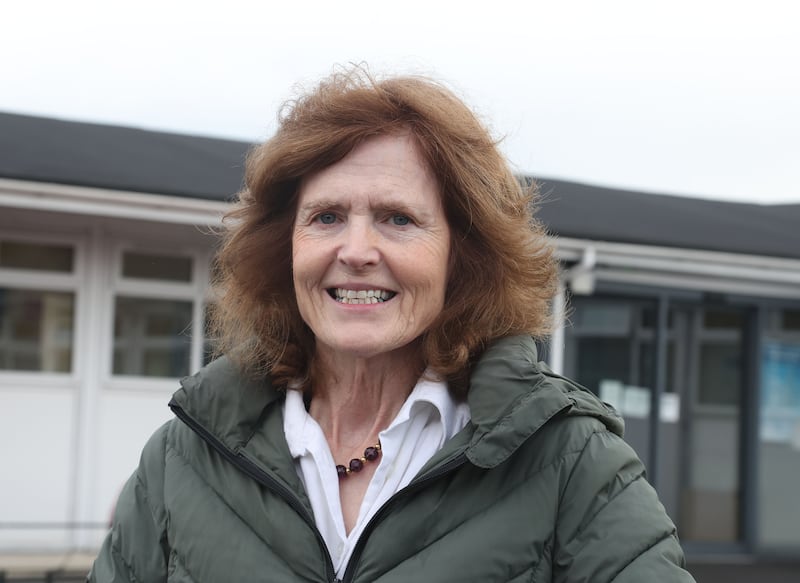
[328, 288, 397, 304]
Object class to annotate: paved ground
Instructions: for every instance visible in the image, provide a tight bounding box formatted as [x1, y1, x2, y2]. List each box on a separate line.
[690, 562, 800, 583]
[3, 553, 799, 582]
[0, 552, 94, 580]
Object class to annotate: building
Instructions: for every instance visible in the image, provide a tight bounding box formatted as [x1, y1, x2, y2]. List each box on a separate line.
[1, 112, 799, 582]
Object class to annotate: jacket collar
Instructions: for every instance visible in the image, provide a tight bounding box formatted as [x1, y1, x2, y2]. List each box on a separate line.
[170, 355, 282, 453]
[170, 335, 624, 470]
[464, 335, 624, 468]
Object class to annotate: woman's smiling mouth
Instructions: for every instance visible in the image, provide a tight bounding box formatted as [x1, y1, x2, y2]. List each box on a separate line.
[328, 288, 397, 304]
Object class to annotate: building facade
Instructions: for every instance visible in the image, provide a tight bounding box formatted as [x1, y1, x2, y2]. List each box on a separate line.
[1, 112, 798, 581]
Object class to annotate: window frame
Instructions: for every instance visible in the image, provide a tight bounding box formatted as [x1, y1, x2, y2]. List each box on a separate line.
[0, 230, 85, 384]
[103, 241, 212, 390]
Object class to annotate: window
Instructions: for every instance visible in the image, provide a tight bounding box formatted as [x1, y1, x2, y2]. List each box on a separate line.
[565, 297, 748, 543]
[0, 289, 74, 372]
[758, 308, 800, 549]
[0, 238, 77, 373]
[121, 251, 192, 282]
[113, 297, 193, 377]
[696, 309, 743, 407]
[564, 298, 661, 470]
[0, 240, 74, 272]
[110, 247, 208, 379]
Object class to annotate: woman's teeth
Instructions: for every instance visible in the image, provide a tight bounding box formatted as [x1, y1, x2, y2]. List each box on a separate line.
[331, 288, 395, 304]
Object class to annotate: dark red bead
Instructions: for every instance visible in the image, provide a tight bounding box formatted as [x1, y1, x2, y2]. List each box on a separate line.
[335, 441, 381, 478]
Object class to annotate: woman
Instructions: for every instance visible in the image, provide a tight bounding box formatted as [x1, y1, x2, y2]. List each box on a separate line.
[89, 69, 695, 582]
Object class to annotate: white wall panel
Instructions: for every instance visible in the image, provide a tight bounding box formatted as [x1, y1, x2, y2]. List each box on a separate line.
[0, 387, 75, 549]
[92, 389, 176, 525]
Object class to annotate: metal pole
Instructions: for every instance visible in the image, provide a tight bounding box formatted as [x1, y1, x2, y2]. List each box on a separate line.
[741, 305, 763, 551]
[549, 279, 567, 375]
[649, 294, 669, 490]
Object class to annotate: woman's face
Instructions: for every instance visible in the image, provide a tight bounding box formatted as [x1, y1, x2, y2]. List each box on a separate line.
[292, 132, 451, 361]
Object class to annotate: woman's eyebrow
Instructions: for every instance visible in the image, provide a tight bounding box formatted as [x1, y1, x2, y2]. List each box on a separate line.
[371, 200, 418, 214]
[370, 195, 437, 216]
[296, 196, 435, 222]
[295, 198, 345, 217]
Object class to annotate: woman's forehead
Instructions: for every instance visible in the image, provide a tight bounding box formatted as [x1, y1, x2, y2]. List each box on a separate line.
[297, 134, 440, 204]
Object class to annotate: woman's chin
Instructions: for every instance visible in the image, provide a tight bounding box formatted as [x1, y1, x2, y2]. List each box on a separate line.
[316, 335, 421, 363]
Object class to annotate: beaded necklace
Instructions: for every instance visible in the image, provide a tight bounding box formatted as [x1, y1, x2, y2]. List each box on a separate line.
[336, 441, 382, 478]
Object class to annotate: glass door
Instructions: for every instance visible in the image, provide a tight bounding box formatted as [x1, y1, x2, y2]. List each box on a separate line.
[670, 306, 746, 544]
[758, 308, 800, 549]
[564, 297, 749, 546]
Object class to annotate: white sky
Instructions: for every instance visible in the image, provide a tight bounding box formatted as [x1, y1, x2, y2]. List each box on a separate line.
[1, 0, 798, 203]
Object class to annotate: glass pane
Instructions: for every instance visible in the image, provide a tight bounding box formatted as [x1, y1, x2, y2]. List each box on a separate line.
[122, 251, 192, 282]
[0, 288, 74, 372]
[697, 343, 742, 406]
[574, 302, 631, 334]
[682, 413, 741, 542]
[576, 337, 630, 392]
[113, 296, 192, 377]
[782, 309, 800, 331]
[704, 309, 742, 329]
[0, 241, 74, 272]
[679, 307, 744, 543]
[759, 332, 800, 548]
[641, 307, 674, 330]
[565, 299, 656, 470]
[638, 342, 676, 393]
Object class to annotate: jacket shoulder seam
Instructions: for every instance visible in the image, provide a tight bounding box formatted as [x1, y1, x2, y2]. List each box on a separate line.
[557, 427, 638, 512]
[557, 428, 649, 558]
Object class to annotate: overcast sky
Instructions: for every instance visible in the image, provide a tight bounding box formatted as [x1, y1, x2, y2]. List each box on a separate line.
[2, 0, 798, 203]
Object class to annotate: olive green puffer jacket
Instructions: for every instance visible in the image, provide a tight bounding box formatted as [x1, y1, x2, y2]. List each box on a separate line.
[88, 335, 695, 582]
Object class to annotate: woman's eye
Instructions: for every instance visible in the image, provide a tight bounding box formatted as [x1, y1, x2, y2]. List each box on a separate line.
[317, 213, 336, 225]
[391, 214, 411, 226]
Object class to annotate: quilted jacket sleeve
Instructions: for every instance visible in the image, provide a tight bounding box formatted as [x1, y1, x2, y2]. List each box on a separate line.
[553, 428, 696, 583]
[87, 424, 170, 583]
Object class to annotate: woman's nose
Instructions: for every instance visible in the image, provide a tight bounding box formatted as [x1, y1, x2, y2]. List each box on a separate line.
[337, 221, 380, 269]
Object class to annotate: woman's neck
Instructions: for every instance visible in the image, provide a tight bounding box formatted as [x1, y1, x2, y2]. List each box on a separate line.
[308, 344, 423, 451]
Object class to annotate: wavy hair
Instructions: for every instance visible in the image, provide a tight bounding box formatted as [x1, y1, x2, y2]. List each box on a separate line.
[211, 67, 558, 397]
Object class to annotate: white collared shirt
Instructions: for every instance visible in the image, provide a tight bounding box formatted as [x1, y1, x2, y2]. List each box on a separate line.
[283, 376, 471, 579]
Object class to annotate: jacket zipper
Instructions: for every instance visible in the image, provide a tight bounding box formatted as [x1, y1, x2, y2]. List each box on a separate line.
[337, 385, 574, 579]
[340, 453, 469, 583]
[170, 402, 338, 583]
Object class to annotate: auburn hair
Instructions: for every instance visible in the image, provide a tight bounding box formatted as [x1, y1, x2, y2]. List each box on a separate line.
[211, 67, 558, 397]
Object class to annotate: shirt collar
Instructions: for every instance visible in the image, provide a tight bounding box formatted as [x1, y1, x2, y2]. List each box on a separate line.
[283, 372, 469, 459]
[387, 373, 467, 438]
[283, 389, 314, 457]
